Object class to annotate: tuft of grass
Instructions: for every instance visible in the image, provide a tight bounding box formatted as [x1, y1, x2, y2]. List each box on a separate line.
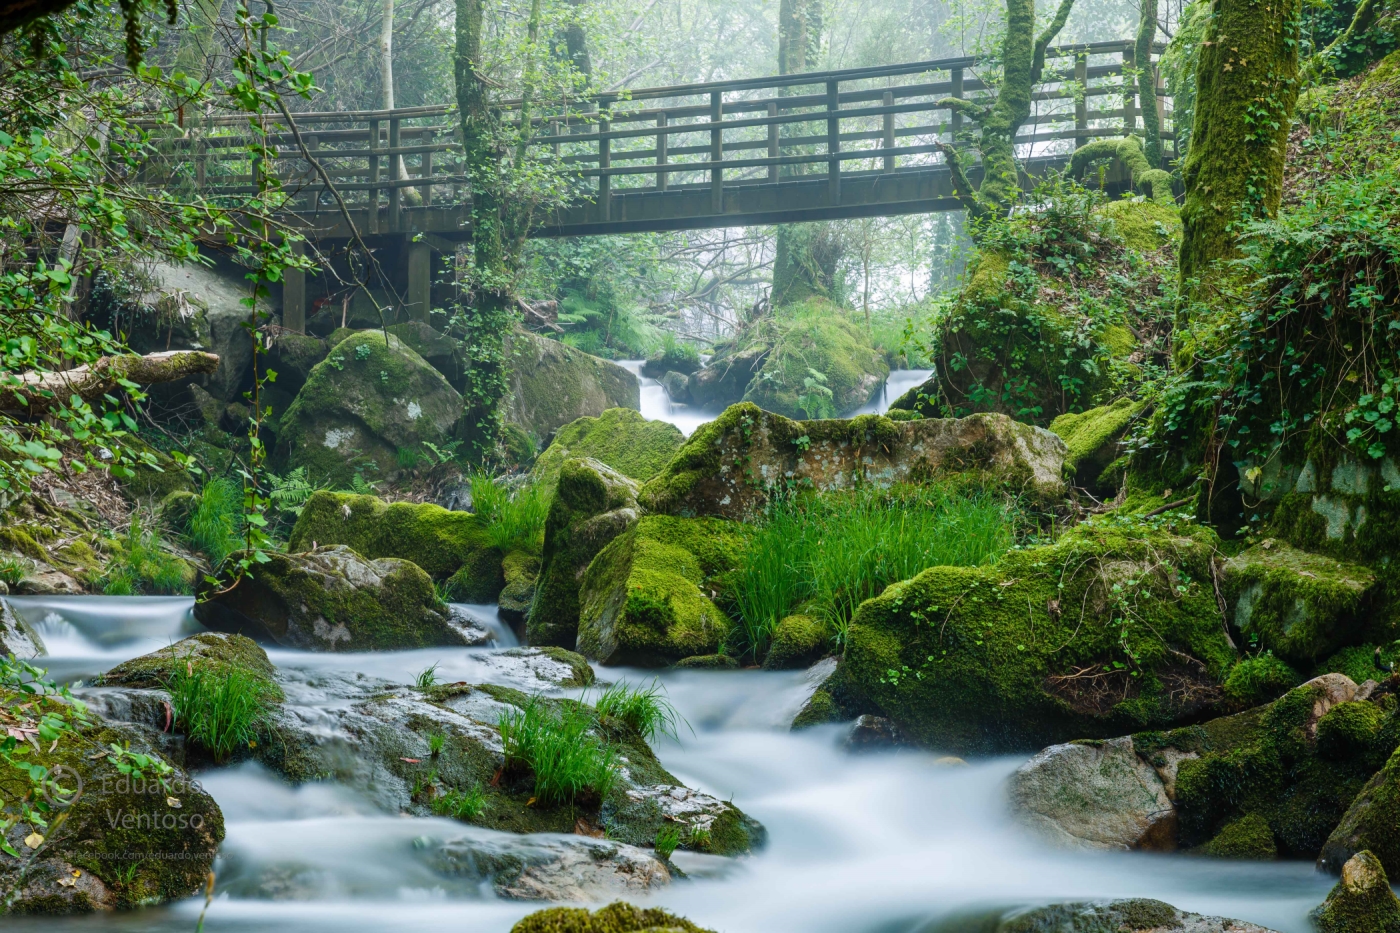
[654, 824, 681, 860]
[593, 680, 684, 743]
[396, 446, 421, 470]
[432, 784, 488, 820]
[498, 697, 618, 806]
[730, 484, 1018, 660]
[100, 512, 193, 595]
[470, 472, 549, 553]
[428, 732, 446, 756]
[0, 554, 27, 587]
[415, 663, 440, 689]
[166, 665, 272, 763]
[687, 825, 712, 851]
[188, 477, 243, 569]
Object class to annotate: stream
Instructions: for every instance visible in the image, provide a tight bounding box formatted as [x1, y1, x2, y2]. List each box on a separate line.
[2, 595, 1331, 933]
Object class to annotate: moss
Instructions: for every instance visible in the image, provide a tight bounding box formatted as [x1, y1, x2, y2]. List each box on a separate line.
[527, 458, 641, 649]
[97, 632, 283, 701]
[278, 330, 462, 486]
[673, 654, 739, 670]
[503, 329, 640, 441]
[530, 408, 684, 500]
[288, 491, 500, 585]
[739, 300, 890, 418]
[1321, 748, 1400, 879]
[1318, 701, 1386, 760]
[1201, 811, 1278, 859]
[1319, 643, 1400, 685]
[576, 516, 737, 667]
[1097, 198, 1181, 251]
[763, 614, 832, 670]
[1222, 652, 1300, 708]
[510, 901, 715, 933]
[0, 527, 46, 562]
[498, 550, 540, 624]
[1312, 851, 1400, 933]
[1050, 398, 1144, 492]
[791, 688, 838, 728]
[840, 515, 1238, 753]
[884, 407, 923, 422]
[1222, 540, 1375, 665]
[499, 646, 595, 687]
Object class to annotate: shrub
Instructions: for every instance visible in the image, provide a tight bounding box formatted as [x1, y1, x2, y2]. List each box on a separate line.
[166, 666, 272, 763]
[593, 680, 684, 743]
[730, 484, 1018, 660]
[471, 472, 548, 553]
[187, 477, 243, 568]
[100, 512, 193, 595]
[498, 697, 618, 805]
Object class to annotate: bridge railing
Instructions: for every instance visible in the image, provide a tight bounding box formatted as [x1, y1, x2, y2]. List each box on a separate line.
[135, 38, 1169, 233]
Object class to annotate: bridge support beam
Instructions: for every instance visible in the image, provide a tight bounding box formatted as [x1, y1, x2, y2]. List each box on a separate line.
[283, 239, 306, 333]
[407, 239, 432, 324]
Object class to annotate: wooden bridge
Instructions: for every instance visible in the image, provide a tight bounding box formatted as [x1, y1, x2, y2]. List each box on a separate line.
[143, 39, 1172, 329]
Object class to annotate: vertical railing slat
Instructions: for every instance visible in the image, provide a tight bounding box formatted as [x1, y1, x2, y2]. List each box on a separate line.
[1122, 47, 1137, 133]
[710, 91, 723, 214]
[1075, 55, 1089, 148]
[656, 112, 668, 191]
[882, 90, 895, 173]
[420, 128, 434, 206]
[827, 79, 840, 204]
[599, 112, 611, 221]
[767, 101, 779, 183]
[388, 116, 402, 232]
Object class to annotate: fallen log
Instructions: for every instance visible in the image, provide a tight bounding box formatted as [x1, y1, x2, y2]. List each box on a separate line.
[1, 350, 220, 414]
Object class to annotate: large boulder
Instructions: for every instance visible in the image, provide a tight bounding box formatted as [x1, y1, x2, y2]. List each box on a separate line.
[1313, 851, 1400, 933]
[512, 902, 715, 933]
[530, 408, 685, 500]
[740, 303, 890, 418]
[287, 491, 501, 598]
[194, 545, 488, 651]
[577, 515, 744, 667]
[1008, 736, 1176, 851]
[96, 631, 281, 698]
[504, 329, 639, 442]
[148, 259, 267, 403]
[1049, 398, 1143, 495]
[641, 403, 1067, 521]
[801, 517, 1237, 753]
[528, 459, 641, 650]
[687, 344, 768, 408]
[954, 899, 1278, 933]
[0, 683, 223, 913]
[278, 330, 462, 486]
[264, 332, 328, 396]
[1222, 539, 1375, 666]
[1321, 744, 1400, 877]
[1, 597, 45, 657]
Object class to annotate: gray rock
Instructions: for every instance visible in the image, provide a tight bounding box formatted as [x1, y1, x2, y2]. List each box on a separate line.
[503, 329, 640, 441]
[153, 260, 267, 403]
[660, 370, 691, 403]
[957, 899, 1280, 933]
[687, 345, 767, 407]
[843, 715, 910, 753]
[1007, 736, 1176, 851]
[0, 597, 44, 658]
[432, 832, 670, 900]
[11, 558, 83, 595]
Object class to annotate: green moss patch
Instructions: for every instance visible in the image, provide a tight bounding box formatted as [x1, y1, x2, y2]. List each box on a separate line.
[510, 902, 715, 933]
[739, 299, 890, 418]
[97, 632, 282, 701]
[530, 408, 684, 500]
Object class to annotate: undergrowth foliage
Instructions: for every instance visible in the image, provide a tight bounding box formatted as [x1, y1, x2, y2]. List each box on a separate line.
[593, 680, 685, 743]
[498, 697, 617, 806]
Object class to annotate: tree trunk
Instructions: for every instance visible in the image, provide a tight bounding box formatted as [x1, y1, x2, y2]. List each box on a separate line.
[1136, 0, 1162, 167]
[772, 0, 830, 308]
[1178, 0, 1301, 288]
[380, 0, 395, 110]
[173, 0, 222, 81]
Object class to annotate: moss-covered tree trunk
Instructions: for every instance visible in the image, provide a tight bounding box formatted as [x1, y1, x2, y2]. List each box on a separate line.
[938, 0, 1076, 220]
[1178, 0, 1301, 287]
[1136, 0, 1163, 166]
[455, 0, 513, 460]
[772, 0, 836, 307]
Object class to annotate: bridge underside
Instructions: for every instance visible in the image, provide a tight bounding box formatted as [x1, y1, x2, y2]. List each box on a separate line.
[287, 155, 1134, 243]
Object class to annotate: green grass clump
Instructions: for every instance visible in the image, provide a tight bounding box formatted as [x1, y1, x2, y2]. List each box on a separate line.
[166, 666, 272, 762]
[653, 824, 681, 860]
[100, 513, 193, 595]
[188, 477, 243, 568]
[432, 784, 488, 820]
[415, 663, 440, 689]
[471, 472, 548, 553]
[498, 697, 618, 805]
[730, 484, 1018, 659]
[0, 554, 27, 587]
[593, 680, 684, 743]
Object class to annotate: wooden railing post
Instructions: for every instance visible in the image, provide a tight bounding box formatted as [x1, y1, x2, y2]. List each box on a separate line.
[388, 116, 402, 232]
[1074, 54, 1088, 148]
[407, 239, 432, 323]
[949, 67, 964, 138]
[827, 79, 841, 204]
[767, 101, 779, 183]
[420, 128, 434, 206]
[1122, 47, 1137, 133]
[656, 112, 668, 191]
[367, 118, 380, 234]
[710, 90, 723, 214]
[598, 112, 611, 221]
[303, 134, 319, 210]
[882, 89, 895, 172]
[283, 238, 306, 333]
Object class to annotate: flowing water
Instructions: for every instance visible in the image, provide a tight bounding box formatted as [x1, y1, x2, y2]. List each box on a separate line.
[615, 362, 933, 436]
[3, 596, 1331, 933]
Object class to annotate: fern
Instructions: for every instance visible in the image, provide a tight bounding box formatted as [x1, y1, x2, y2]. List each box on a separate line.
[267, 468, 318, 517]
[349, 472, 378, 496]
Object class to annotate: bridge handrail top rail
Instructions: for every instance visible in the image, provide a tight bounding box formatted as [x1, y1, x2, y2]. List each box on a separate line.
[132, 38, 1161, 129]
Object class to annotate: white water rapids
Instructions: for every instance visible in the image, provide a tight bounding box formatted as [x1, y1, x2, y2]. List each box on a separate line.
[2, 595, 1332, 933]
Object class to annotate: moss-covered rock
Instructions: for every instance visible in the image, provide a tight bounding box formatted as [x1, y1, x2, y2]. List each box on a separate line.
[1312, 851, 1400, 933]
[511, 901, 715, 933]
[1050, 398, 1143, 495]
[640, 345, 701, 379]
[194, 545, 478, 651]
[504, 329, 640, 443]
[576, 516, 743, 667]
[119, 441, 196, 502]
[287, 490, 501, 596]
[530, 408, 685, 500]
[887, 371, 939, 417]
[763, 614, 832, 670]
[1320, 745, 1400, 877]
[972, 898, 1278, 933]
[0, 598, 43, 658]
[278, 330, 462, 486]
[1222, 539, 1375, 665]
[0, 691, 223, 913]
[96, 632, 282, 701]
[687, 344, 768, 408]
[1221, 652, 1300, 708]
[640, 403, 1067, 521]
[528, 458, 641, 649]
[1201, 811, 1278, 859]
[739, 301, 890, 418]
[499, 550, 541, 628]
[265, 332, 328, 395]
[387, 320, 460, 383]
[837, 515, 1237, 753]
